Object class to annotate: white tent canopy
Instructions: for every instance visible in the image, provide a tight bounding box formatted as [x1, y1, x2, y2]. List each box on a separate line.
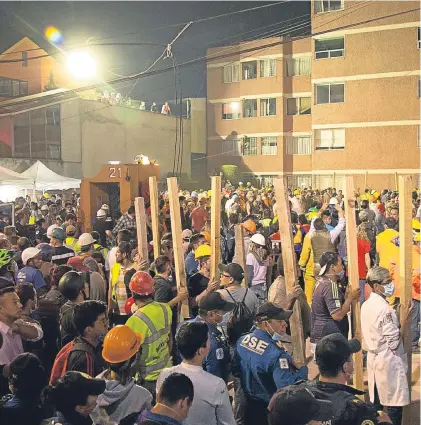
[0, 165, 30, 184]
[4, 161, 81, 190]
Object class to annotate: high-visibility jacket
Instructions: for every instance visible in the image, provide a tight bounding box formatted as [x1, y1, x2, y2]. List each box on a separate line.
[126, 301, 172, 381]
[65, 237, 80, 252]
[94, 243, 108, 261]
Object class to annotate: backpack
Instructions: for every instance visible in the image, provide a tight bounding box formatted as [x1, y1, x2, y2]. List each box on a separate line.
[49, 339, 96, 384]
[225, 289, 254, 346]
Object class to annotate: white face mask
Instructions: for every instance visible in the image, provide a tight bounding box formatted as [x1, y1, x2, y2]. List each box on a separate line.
[382, 282, 395, 297]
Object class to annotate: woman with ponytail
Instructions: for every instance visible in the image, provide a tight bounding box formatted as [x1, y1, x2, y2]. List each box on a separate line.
[310, 252, 360, 354]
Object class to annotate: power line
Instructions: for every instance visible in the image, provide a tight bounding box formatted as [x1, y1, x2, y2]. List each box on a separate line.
[1, 6, 418, 111]
[0, 1, 288, 56]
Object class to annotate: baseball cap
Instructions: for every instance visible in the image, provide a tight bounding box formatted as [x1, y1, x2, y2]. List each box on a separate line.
[22, 247, 41, 266]
[66, 225, 76, 235]
[198, 292, 235, 313]
[315, 333, 361, 370]
[52, 227, 66, 241]
[268, 385, 334, 425]
[218, 263, 244, 282]
[0, 277, 16, 296]
[9, 352, 46, 387]
[256, 302, 293, 321]
[47, 224, 59, 239]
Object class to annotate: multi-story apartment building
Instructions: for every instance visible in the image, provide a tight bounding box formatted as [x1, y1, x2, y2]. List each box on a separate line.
[206, 1, 420, 190]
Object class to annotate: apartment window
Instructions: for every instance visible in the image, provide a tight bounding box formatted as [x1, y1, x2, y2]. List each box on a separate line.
[287, 174, 313, 189]
[260, 59, 276, 78]
[0, 77, 28, 97]
[316, 83, 344, 104]
[315, 37, 344, 59]
[243, 99, 257, 118]
[223, 63, 239, 83]
[243, 137, 258, 156]
[314, 0, 344, 13]
[13, 106, 61, 159]
[222, 102, 241, 120]
[242, 61, 257, 80]
[286, 57, 311, 76]
[315, 129, 345, 150]
[286, 97, 311, 115]
[286, 136, 312, 155]
[22, 51, 28, 67]
[222, 138, 242, 156]
[260, 98, 276, 116]
[261, 137, 278, 155]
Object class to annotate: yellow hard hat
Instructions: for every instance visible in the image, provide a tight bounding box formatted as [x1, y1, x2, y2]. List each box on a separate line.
[293, 189, 300, 196]
[44, 193, 50, 199]
[414, 233, 421, 243]
[413, 219, 421, 230]
[201, 231, 211, 243]
[207, 190, 212, 197]
[195, 243, 211, 260]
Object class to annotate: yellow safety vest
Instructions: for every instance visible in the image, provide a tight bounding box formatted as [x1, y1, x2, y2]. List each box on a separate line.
[94, 244, 108, 261]
[65, 237, 80, 252]
[126, 301, 172, 381]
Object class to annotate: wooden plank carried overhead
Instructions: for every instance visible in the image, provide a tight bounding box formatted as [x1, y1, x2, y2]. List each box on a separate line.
[148, 176, 161, 260]
[210, 176, 222, 281]
[274, 177, 305, 364]
[234, 224, 248, 288]
[344, 176, 364, 393]
[134, 197, 149, 265]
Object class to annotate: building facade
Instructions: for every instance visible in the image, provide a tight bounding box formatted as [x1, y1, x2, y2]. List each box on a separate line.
[206, 0, 420, 189]
[0, 92, 206, 181]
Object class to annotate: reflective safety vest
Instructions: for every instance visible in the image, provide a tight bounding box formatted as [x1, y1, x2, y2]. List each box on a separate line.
[65, 237, 80, 252]
[94, 244, 108, 262]
[126, 301, 172, 381]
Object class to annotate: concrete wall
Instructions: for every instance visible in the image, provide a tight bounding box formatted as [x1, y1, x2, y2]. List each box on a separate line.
[79, 99, 192, 178]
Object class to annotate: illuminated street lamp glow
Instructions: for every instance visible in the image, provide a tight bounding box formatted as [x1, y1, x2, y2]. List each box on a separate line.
[67, 52, 97, 79]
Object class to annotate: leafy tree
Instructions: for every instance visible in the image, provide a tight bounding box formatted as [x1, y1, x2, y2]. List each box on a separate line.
[43, 71, 59, 91]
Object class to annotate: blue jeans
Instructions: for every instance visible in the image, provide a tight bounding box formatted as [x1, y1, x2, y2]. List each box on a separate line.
[412, 299, 420, 348]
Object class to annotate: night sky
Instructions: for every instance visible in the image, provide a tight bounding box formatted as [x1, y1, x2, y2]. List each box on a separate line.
[0, 1, 310, 102]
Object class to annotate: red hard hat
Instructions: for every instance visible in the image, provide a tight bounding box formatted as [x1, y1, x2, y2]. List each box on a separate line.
[129, 271, 154, 295]
[124, 297, 136, 315]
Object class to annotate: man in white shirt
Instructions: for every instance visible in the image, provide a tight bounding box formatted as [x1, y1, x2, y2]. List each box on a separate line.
[157, 321, 235, 425]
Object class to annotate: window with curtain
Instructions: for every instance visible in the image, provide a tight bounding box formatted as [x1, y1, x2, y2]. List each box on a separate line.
[286, 57, 311, 76]
[222, 102, 241, 119]
[315, 37, 345, 59]
[315, 129, 345, 149]
[222, 63, 239, 83]
[260, 59, 276, 78]
[261, 137, 278, 155]
[286, 136, 312, 154]
[242, 61, 257, 80]
[0, 77, 28, 97]
[260, 98, 276, 116]
[286, 97, 311, 115]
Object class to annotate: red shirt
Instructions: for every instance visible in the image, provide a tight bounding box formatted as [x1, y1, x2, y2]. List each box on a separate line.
[357, 239, 370, 280]
[190, 206, 208, 232]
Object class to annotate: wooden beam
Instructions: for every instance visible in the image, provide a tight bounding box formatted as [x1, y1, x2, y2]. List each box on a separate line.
[167, 177, 190, 320]
[134, 197, 149, 265]
[274, 178, 305, 365]
[210, 176, 222, 282]
[344, 176, 364, 393]
[234, 224, 248, 288]
[148, 176, 161, 260]
[398, 175, 413, 424]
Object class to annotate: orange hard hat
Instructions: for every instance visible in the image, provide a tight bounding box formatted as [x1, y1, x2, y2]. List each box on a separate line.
[242, 220, 256, 233]
[201, 231, 211, 243]
[129, 271, 154, 296]
[102, 325, 143, 364]
[124, 296, 136, 315]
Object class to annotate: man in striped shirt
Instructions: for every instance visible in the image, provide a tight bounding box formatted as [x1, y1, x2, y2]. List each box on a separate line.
[50, 228, 75, 266]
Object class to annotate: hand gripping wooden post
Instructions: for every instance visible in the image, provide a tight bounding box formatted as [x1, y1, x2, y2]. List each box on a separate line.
[234, 225, 248, 288]
[134, 197, 149, 266]
[274, 178, 305, 365]
[398, 175, 413, 424]
[210, 176, 222, 282]
[148, 176, 161, 260]
[344, 176, 364, 393]
[167, 177, 190, 321]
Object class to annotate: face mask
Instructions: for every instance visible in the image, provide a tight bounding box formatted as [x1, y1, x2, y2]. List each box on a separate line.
[268, 323, 282, 342]
[382, 282, 395, 297]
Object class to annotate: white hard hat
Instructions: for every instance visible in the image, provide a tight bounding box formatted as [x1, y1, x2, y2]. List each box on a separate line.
[40, 205, 49, 211]
[239, 182, 243, 185]
[101, 204, 109, 211]
[79, 233, 96, 247]
[97, 209, 106, 218]
[250, 233, 266, 246]
[47, 224, 58, 238]
[22, 247, 41, 266]
[329, 197, 338, 205]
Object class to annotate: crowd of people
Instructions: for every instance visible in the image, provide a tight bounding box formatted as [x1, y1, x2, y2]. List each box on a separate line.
[0, 182, 419, 425]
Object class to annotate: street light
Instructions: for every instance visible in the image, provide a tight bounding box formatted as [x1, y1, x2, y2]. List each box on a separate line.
[67, 52, 97, 79]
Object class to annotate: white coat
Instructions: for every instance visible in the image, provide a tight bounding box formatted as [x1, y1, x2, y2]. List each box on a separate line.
[361, 292, 409, 407]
